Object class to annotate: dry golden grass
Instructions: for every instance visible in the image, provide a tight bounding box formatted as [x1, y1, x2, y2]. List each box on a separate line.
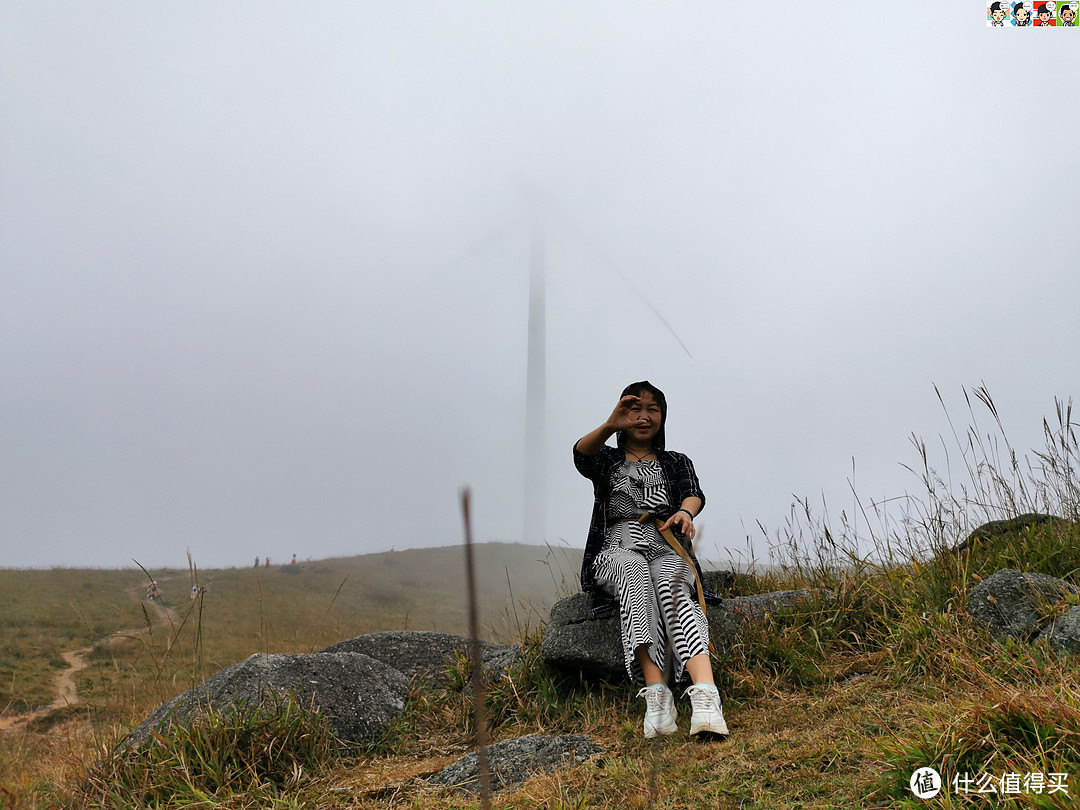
[5, 529, 1080, 809]
[4, 390, 1079, 808]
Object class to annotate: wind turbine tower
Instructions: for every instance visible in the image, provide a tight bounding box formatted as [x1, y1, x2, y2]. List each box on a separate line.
[523, 219, 546, 547]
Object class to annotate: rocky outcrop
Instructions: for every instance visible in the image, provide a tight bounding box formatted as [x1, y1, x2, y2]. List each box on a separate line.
[709, 589, 818, 644]
[321, 630, 519, 685]
[427, 734, 603, 795]
[123, 630, 520, 750]
[700, 569, 736, 593]
[951, 514, 1061, 554]
[541, 583, 817, 681]
[967, 568, 1079, 643]
[1037, 606, 1080, 654]
[121, 651, 410, 748]
[540, 593, 625, 680]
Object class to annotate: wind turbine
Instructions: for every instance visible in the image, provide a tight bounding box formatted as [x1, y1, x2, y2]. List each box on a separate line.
[523, 219, 546, 547]
[517, 198, 692, 547]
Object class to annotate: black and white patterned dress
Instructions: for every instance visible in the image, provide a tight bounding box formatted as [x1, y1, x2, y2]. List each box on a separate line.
[592, 459, 711, 684]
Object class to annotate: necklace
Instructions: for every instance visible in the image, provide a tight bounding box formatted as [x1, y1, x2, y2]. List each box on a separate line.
[625, 446, 655, 462]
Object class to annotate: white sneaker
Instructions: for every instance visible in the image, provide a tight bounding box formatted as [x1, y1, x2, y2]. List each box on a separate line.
[636, 684, 678, 738]
[685, 684, 729, 739]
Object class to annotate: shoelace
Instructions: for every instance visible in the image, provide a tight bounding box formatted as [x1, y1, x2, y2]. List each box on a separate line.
[685, 685, 719, 710]
[637, 687, 668, 710]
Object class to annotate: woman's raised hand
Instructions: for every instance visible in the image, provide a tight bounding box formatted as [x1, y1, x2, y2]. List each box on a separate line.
[607, 394, 648, 432]
[576, 394, 650, 457]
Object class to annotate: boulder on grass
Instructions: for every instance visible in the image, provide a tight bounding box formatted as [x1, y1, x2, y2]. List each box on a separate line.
[321, 630, 520, 685]
[121, 652, 409, 749]
[427, 733, 603, 795]
[951, 514, 1060, 554]
[1036, 606, 1080, 654]
[541, 584, 817, 681]
[540, 592, 625, 680]
[967, 568, 1079, 642]
[718, 589, 817, 626]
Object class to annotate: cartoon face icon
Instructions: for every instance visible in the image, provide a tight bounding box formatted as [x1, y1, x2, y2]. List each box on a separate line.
[1038, 6, 1053, 21]
[990, 1, 1009, 21]
[1062, 1, 1077, 21]
[1014, 1, 1032, 23]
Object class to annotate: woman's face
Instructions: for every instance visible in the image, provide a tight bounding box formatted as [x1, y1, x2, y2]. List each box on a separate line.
[626, 390, 663, 445]
[1017, 6, 1030, 21]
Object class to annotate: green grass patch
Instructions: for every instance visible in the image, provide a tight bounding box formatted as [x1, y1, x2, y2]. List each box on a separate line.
[79, 694, 338, 809]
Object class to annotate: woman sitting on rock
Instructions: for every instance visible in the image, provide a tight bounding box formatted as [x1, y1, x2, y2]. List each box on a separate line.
[574, 380, 728, 739]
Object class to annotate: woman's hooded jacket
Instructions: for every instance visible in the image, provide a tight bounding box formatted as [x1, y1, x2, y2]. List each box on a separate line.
[573, 443, 723, 616]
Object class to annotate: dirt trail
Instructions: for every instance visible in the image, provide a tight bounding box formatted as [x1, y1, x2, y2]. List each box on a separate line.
[0, 583, 185, 734]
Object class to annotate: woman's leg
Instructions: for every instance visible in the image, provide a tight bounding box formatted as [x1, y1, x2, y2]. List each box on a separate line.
[593, 545, 663, 684]
[636, 645, 665, 684]
[647, 551, 728, 737]
[596, 545, 678, 736]
[684, 654, 715, 685]
[648, 550, 710, 683]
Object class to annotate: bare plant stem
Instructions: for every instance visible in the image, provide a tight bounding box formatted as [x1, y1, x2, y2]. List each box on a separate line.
[461, 488, 492, 808]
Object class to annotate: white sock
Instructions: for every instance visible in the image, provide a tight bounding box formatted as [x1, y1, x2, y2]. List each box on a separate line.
[646, 682, 667, 691]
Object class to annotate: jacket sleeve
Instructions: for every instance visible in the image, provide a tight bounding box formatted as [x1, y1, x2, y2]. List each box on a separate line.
[575, 444, 615, 597]
[668, 451, 722, 604]
[573, 442, 607, 483]
[671, 452, 706, 513]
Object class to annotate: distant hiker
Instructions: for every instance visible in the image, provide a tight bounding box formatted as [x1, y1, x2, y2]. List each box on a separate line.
[146, 581, 159, 601]
[574, 380, 728, 740]
[290, 554, 297, 565]
[191, 585, 199, 600]
[265, 556, 271, 567]
[255, 556, 260, 568]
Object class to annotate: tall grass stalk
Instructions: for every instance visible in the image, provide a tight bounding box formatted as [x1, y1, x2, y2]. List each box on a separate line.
[766, 387, 1078, 580]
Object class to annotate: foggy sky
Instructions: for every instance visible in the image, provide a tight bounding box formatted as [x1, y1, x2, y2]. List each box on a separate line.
[2, 3, 1078, 570]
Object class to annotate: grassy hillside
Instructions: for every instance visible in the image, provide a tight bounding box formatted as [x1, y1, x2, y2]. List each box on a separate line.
[3, 393, 1078, 808]
[0, 542, 582, 714]
[23, 515, 1078, 810]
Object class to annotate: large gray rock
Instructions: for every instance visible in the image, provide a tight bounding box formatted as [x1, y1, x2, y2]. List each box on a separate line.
[120, 652, 409, 749]
[1036, 606, 1080, 654]
[427, 734, 603, 795]
[967, 569, 1079, 642]
[541, 586, 817, 681]
[321, 631, 520, 685]
[700, 569, 737, 593]
[718, 590, 817, 626]
[952, 514, 1060, 554]
[540, 592, 626, 681]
